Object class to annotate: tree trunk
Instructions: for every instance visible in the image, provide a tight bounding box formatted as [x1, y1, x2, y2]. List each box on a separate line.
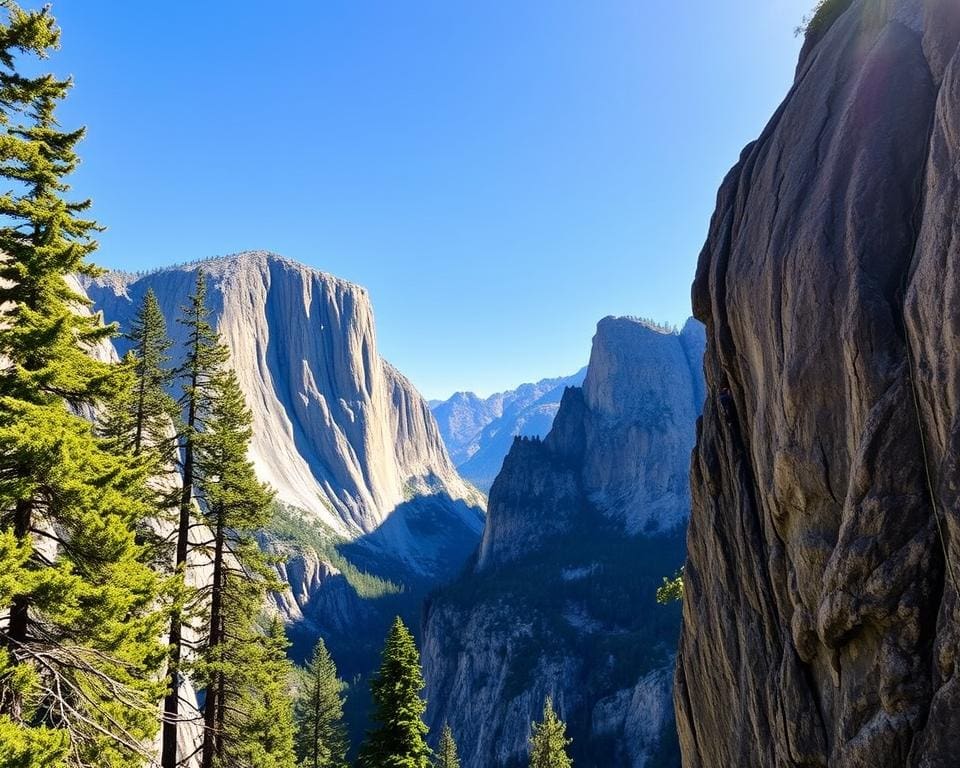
[312, 681, 322, 768]
[215, 670, 225, 763]
[201, 505, 226, 768]
[133, 346, 148, 455]
[161, 366, 198, 768]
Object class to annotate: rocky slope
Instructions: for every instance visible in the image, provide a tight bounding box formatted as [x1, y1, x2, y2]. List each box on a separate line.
[431, 369, 587, 492]
[423, 317, 704, 768]
[676, 1, 960, 765]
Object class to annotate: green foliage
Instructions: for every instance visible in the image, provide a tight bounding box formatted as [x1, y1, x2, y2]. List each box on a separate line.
[202, 613, 298, 768]
[0, 714, 69, 768]
[434, 724, 460, 768]
[184, 315, 297, 768]
[796, 0, 854, 38]
[295, 637, 349, 768]
[357, 617, 432, 768]
[656, 568, 684, 605]
[529, 698, 572, 768]
[0, 368, 168, 767]
[441, 525, 684, 703]
[163, 267, 233, 766]
[110, 288, 176, 461]
[268, 504, 404, 599]
[0, 3, 166, 764]
[229, 617, 299, 768]
[98, 288, 177, 566]
[196, 368, 276, 543]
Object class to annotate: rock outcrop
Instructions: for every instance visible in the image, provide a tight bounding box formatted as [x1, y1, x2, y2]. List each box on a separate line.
[431, 369, 587, 492]
[423, 317, 704, 768]
[83, 252, 483, 565]
[676, 2, 960, 765]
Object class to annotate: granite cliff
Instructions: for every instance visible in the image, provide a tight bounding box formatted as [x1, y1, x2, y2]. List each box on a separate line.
[423, 316, 704, 768]
[677, 1, 960, 765]
[84, 252, 483, 564]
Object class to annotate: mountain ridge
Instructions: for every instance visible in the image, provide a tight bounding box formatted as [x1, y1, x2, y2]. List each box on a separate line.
[431, 368, 588, 492]
[422, 315, 705, 768]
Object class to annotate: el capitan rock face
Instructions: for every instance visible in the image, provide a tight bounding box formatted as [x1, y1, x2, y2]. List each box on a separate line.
[423, 316, 704, 768]
[83, 252, 482, 559]
[677, 1, 960, 766]
[83, 252, 485, 746]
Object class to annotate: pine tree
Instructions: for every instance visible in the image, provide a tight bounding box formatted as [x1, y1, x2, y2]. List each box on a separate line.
[161, 268, 229, 768]
[229, 617, 298, 768]
[0, 2, 164, 764]
[194, 366, 282, 767]
[529, 698, 572, 768]
[357, 617, 432, 768]
[124, 288, 176, 459]
[295, 637, 349, 768]
[97, 289, 177, 567]
[99, 288, 175, 467]
[435, 724, 460, 768]
[202, 606, 297, 768]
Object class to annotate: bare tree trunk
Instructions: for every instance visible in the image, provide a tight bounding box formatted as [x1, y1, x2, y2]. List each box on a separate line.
[200, 506, 226, 768]
[161, 367, 198, 768]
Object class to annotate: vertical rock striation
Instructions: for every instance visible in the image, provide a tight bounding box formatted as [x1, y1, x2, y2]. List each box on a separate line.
[677, 1, 960, 765]
[423, 316, 704, 768]
[83, 252, 483, 563]
[84, 251, 486, 748]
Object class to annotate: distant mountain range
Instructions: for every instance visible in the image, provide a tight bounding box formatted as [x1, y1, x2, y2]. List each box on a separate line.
[430, 369, 588, 492]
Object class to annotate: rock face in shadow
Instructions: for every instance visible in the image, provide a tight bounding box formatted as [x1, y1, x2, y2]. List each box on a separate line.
[83, 252, 483, 566]
[423, 316, 704, 768]
[676, 2, 960, 765]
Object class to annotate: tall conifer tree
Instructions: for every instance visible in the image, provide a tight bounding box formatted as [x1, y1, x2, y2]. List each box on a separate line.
[193, 367, 288, 767]
[98, 289, 177, 567]
[529, 698, 572, 768]
[435, 724, 460, 768]
[357, 617, 432, 768]
[0, 2, 164, 764]
[295, 637, 349, 768]
[232, 617, 297, 768]
[161, 269, 229, 767]
[126, 288, 176, 459]
[99, 288, 175, 466]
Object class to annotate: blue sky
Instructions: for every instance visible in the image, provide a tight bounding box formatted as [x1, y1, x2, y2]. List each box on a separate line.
[49, 1, 812, 399]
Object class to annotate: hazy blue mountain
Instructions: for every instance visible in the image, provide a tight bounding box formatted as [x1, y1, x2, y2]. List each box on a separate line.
[431, 368, 587, 492]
